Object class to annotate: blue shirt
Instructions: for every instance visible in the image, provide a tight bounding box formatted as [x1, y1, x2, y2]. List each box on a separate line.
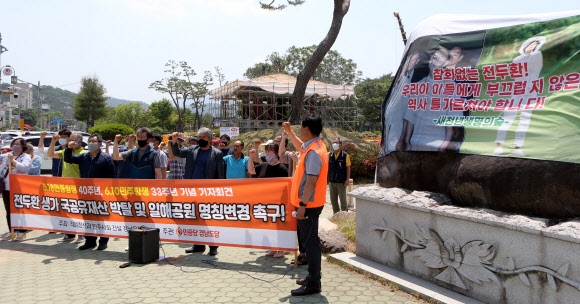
[223, 154, 248, 179]
[192, 148, 210, 179]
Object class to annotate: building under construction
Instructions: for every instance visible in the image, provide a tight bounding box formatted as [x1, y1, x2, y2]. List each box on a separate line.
[207, 74, 356, 131]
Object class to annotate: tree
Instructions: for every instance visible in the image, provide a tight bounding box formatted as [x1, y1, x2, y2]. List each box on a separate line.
[148, 98, 175, 132]
[244, 47, 361, 85]
[355, 74, 394, 128]
[149, 60, 196, 132]
[114, 102, 151, 130]
[243, 52, 285, 78]
[21, 108, 38, 127]
[261, 0, 351, 123]
[73, 76, 108, 129]
[189, 71, 213, 130]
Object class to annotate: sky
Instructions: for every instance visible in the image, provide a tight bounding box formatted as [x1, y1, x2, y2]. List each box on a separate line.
[1, 0, 579, 104]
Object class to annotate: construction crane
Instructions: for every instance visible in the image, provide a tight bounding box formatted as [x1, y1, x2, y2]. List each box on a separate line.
[393, 12, 407, 46]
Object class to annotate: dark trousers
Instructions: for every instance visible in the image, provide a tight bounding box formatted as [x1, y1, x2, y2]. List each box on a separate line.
[84, 236, 109, 246]
[298, 206, 323, 287]
[2, 190, 26, 233]
[192, 244, 218, 252]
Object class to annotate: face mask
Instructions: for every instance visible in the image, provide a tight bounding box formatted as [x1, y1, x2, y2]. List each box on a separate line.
[265, 153, 278, 165]
[137, 140, 148, 148]
[59, 138, 68, 146]
[149, 142, 155, 149]
[197, 139, 208, 148]
[87, 143, 100, 152]
[11, 146, 22, 153]
[332, 143, 340, 151]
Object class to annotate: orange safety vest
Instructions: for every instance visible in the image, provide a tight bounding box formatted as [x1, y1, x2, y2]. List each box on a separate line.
[291, 138, 329, 208]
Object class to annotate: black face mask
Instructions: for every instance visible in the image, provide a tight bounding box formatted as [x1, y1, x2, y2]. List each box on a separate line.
[137, 140, 149, 148]
[197, 139, 209, 148]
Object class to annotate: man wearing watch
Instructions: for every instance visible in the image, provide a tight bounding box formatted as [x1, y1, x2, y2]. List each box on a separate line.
[283, 116, 329, 296]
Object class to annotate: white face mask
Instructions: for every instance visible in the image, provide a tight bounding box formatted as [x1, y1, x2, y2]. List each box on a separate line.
[265, 153, 278, 165]
[332, 143, 340, 151]
[59, 138, 68, 146]
[149, 142, 155, 149]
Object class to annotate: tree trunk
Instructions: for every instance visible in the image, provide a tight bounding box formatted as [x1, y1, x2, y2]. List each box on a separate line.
[289, 0, 350, 124]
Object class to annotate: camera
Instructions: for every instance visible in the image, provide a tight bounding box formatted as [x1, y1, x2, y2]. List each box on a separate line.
[13, 92, 18, 98]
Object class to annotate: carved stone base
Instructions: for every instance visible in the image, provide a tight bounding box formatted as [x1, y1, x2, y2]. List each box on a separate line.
[351, 186, 580, 304]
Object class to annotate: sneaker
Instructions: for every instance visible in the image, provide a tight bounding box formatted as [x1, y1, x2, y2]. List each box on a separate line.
[265, 250, 276, 256]
[58, 235, 76, 242]
[13, 232, 27, 242]
[272, 251, 285, 258]
[1, 232, 14, 240]
[493, 146, 503, 155]
[96, 244, 108, 251]
[75, 236, 85, 244]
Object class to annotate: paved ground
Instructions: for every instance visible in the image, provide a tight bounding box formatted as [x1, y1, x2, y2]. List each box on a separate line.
[0, 185, 425, 304]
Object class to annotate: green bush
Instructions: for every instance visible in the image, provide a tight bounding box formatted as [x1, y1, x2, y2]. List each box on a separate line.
[89, 123, 135, 141]
[343, 142, 379, 183]
[150, 126, 164, 134]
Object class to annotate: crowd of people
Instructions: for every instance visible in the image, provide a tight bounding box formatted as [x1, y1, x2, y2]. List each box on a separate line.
[0, 115, 352, 296]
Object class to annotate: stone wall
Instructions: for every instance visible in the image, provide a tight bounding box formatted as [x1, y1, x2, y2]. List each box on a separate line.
[353, 186, 580, 304]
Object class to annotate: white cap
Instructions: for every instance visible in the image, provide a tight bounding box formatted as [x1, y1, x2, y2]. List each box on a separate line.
[260, 139, 275, 146]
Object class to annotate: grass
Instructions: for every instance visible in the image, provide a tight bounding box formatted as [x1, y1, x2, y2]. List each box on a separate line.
[330, 211, 357, 253]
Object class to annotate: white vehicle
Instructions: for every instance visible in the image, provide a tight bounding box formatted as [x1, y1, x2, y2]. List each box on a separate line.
[24, 135, 87, 173]
[1, 131, 23, 146]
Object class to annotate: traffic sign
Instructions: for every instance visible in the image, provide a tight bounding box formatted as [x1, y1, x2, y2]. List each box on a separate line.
[20, 114, 23, 119]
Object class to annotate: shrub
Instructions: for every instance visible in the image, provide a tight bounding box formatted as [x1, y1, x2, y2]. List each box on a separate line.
[89, 123, 135, 141]
[343, 142, 379, 182]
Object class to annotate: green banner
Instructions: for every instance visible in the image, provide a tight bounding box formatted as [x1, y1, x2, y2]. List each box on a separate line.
[382, 15, 580, 163]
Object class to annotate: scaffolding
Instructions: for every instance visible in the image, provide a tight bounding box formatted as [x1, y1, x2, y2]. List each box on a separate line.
[208, 74, 357, 132]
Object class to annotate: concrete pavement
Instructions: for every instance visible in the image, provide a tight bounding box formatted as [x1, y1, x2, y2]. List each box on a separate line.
[0, 189, 426, 304]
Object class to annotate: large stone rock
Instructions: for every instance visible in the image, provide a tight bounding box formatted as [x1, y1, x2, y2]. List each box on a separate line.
[377, 152, 580, 219]
[319, 230, 347, 254]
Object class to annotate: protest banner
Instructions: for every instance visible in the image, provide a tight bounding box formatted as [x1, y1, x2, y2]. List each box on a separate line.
[382, 13, 580, 164]
[9, 175, 297, 251]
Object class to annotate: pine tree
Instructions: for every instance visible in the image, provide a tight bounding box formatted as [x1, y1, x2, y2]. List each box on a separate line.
[73, 76, 108, 129]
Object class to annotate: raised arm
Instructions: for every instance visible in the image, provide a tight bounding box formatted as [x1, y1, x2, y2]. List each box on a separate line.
[247, 149, 257, 175]
[47, 134, 61, 159]
[282, 122, 303, 150]
[112, 134, 124, 161]
[38, 131, 49, 155]
[252, 139, 262, 163]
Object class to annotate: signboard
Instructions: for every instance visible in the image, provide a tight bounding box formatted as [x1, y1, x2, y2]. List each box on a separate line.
[9, 175, 297, 251]
[220, 126, 240, 138]
[382, 11, 580, 164]
[2, 66, 13, 76]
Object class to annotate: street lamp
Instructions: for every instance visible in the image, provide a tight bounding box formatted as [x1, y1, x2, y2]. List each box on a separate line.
[0, 33, 8, 87]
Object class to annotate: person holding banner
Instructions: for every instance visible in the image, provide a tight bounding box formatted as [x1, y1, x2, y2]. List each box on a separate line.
[48, 132, 87, 243]
[112, 128, 162, 179]
[283, 117, 328, 296]
[171, 127, 225, 256]
[248, 142, 289, 258]
[0, 138, 31, 241]
[64, 133, 115, 250]
[223, 140, 249, 179]
[25, 143, 42, 176]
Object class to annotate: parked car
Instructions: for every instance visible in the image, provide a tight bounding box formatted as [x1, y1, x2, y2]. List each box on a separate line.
[23, 135, 87, 173]
[1, 131, 23, 146]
